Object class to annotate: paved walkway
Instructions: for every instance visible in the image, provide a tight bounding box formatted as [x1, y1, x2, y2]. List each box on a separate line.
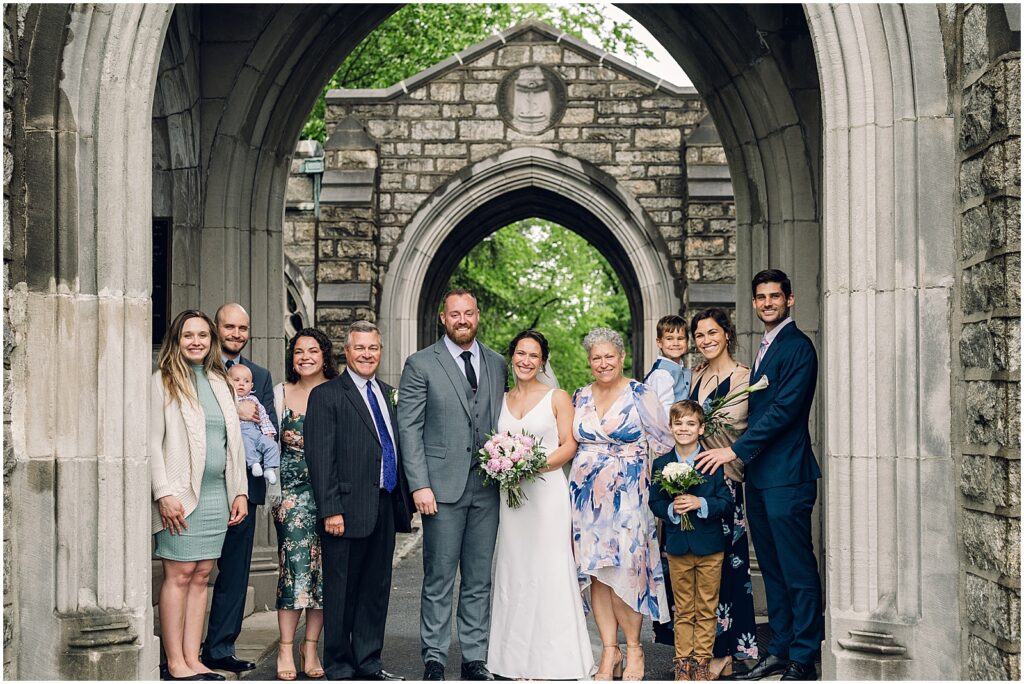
[222, 529, 806, 681]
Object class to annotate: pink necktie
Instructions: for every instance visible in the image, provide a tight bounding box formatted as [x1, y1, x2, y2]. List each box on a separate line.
[754, 336, 769, 373]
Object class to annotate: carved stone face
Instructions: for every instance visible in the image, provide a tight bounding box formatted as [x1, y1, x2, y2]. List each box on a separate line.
[499, 65, 566, 134]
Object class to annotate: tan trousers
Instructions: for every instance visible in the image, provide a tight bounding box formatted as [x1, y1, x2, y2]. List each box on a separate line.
[669, 551, 724, 660]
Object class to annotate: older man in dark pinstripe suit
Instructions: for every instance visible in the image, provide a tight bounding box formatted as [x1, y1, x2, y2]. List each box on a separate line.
[305, 320, 414, 681]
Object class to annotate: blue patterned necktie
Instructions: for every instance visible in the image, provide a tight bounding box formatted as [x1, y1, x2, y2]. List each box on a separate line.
[365, 380, 397, 493]
[225, 359, 235, 369]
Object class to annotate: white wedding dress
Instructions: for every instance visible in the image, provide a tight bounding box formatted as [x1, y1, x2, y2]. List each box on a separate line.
[486, 389, 595, 680]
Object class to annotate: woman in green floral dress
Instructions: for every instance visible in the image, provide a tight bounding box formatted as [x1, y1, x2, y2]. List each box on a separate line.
[272, 328, 338, 680]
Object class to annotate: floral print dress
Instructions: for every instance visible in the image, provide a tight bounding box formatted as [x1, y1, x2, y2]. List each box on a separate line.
[690, 373, 759, 662]
[273, 407, 323, 609]
[569, 380, 674, 622]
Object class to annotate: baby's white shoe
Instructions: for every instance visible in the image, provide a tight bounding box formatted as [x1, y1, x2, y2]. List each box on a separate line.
[265, 468, 278, 485]
[251, 463, 263, 477]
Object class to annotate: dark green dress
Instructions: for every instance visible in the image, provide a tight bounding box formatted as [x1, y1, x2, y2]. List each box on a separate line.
[273, 407, 323, 609]
[154, 365, 229, 561]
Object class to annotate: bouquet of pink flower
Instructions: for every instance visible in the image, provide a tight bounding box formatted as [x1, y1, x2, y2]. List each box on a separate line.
[477, 429, 549, 508]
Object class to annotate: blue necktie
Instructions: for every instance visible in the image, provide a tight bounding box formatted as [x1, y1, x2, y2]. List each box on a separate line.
[365, 381, 397, 493]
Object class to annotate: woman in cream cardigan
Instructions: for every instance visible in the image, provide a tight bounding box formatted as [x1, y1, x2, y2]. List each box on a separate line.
[151, 310, 248, 681]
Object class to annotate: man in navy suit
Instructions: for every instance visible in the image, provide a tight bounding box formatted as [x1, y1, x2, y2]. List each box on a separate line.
[695, 269, 822, 682]
[200, 303, 279, 673]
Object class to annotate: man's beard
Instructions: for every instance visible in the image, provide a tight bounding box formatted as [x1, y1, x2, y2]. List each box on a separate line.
[220, 339, 245, 355]
[446, 322, 477, 345]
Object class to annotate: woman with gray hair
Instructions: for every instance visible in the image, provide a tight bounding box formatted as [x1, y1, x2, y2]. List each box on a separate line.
[568, 327, 674, 681]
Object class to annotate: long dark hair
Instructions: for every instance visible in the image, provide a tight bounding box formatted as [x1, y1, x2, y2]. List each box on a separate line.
[689, 307, 737, 358]
[285, 327, 339, 383]
[507, 329, 550, 365]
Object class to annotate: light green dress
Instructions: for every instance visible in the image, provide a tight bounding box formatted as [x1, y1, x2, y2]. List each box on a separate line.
[154, 365, 230, 561]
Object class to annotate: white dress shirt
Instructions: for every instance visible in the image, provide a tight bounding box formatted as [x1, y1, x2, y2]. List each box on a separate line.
[443, 335, 481, 384]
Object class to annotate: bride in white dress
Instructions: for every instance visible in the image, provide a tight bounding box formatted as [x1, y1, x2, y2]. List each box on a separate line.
[487, 330, 595, 680]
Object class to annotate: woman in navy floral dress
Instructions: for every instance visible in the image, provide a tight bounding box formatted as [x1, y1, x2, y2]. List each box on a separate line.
[569, 328, 674, 681]
[689, 309, 759, 678]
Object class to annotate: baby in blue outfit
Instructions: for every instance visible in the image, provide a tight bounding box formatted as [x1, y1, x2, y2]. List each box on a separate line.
[227, 364, 280, 486]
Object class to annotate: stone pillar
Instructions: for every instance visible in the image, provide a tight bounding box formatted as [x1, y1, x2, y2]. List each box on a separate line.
[6, 5, 171, 679]
[807, 4, 961, 679]
[317, 117, 380, 352]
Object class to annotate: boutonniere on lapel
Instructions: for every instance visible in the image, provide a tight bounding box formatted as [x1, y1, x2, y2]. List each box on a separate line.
[389, 388, 399, 407]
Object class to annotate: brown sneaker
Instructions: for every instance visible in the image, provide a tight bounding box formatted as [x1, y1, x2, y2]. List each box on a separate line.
[674, 657, 693, 681]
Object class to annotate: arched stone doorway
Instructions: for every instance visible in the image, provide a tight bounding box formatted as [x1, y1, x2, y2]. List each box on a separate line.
[378, 147, 677, 385]
[4, 5, 986, 680]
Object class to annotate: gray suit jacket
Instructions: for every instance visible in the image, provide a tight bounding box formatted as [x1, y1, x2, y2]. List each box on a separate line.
[397, 337, 507, 504]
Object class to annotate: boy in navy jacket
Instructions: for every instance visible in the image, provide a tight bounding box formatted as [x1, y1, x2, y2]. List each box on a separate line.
[650, 401, 732, 681]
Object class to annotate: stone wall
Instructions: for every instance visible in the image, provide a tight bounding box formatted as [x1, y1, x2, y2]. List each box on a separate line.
[3, 6, 21, 679]
[320, 22, 708, 348]
[945, 4, 1022, 679]
[683, 115, 738, 327]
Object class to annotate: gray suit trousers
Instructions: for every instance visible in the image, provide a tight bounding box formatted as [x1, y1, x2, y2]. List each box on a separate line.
[419, 467, 499, 665]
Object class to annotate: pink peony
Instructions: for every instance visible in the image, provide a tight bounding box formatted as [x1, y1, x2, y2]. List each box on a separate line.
[499, 457, 513, 471]
[521, 436, 534, 449]
[487, 458, 502, 472]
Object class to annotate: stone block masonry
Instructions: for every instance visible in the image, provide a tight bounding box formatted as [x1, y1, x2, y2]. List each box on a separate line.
[319, 22, 735, 350]
[945, 4, 1021, 679]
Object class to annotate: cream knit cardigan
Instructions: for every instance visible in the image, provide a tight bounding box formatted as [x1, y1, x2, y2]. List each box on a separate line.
[150, 369, 248, 534]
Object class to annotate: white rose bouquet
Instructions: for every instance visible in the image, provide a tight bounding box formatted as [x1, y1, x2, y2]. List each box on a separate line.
[477, 429, 548, 508]
[653, 460, 707, 530]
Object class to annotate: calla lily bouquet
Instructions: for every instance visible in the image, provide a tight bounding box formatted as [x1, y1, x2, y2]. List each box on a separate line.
[702, 375, 770, 440]
[653, 461, 706, 530]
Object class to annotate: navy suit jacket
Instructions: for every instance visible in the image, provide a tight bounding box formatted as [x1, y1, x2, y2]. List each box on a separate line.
[649, 449, 732, 557]
[239, 356, 276, 505]
[731, 322, 821, 489]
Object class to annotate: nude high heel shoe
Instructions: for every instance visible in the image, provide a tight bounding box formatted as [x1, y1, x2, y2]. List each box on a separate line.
[623, 644, 645, 681]
[594, 645, 624, 680]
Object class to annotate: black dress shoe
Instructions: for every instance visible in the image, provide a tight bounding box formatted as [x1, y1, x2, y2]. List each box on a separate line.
[731, 654, 789, 680]
[780, 661, 818, 681]
[159, 666, 205, 682]
[423, 661, 445, 681]
[200, 655, 256, 673]
[199, 673, 226, 681]
[362, 670, 405, 681]
[460, 661, 494, 681]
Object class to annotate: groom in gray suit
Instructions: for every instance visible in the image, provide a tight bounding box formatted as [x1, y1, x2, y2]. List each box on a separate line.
[398, 288, 507, 681]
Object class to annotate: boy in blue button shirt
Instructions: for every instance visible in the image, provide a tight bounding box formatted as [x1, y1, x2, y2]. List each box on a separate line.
[650, 400, 732, 681]
[644, 314, 692, 418]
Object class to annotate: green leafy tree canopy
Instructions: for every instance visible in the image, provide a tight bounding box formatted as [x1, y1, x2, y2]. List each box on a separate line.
[302, 3, 653, 141]
[447, 219, 632, 393]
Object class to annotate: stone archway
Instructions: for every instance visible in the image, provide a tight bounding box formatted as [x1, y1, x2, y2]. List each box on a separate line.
[6, 4, 1002, 680]
[377, 147, 677, 385]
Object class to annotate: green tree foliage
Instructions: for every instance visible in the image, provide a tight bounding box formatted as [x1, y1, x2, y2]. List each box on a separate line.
[447, 220, 632, 393]
[302, 3, 652, 141]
